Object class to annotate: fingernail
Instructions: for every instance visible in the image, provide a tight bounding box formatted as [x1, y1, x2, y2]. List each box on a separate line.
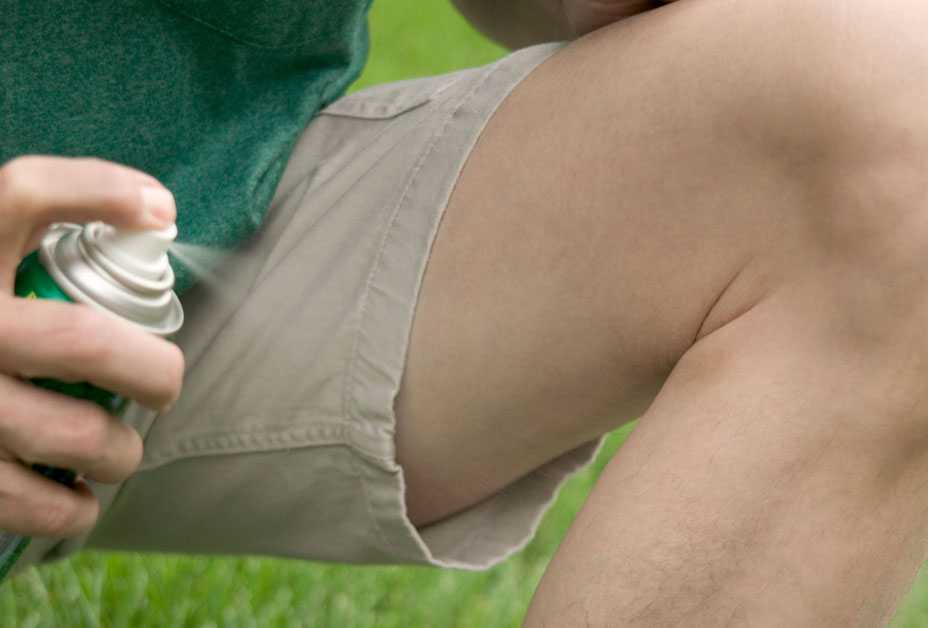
[141, 186, 176, 226]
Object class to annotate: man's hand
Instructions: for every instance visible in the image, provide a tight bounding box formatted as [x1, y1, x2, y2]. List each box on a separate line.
[0, 156, 184, 539]
[564, 1, 671, 38]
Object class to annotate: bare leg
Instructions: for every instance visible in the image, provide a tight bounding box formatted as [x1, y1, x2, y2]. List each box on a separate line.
[526, 291, 928, 626]
[396, 0, 928, 624]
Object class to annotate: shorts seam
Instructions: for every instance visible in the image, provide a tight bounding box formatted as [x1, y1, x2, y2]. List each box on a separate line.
[340, 59, 505, 442]
[250, 114, 409, 289]
[348, 455, 399, 555]
[142, 87, 454, 472]
[249, 79, 460, 311]
[96, 46, 575, 571]
[341, 56, 530, 563]
[140, 420, 400, 471]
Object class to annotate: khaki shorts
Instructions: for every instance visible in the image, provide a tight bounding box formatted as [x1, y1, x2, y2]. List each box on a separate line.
[21, 42, 602, 572]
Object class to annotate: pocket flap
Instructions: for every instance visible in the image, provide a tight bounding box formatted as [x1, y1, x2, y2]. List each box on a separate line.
[321, 75, 462, 120]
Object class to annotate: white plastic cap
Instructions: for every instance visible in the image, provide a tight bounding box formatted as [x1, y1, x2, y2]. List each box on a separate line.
[86, 222, 176, 282]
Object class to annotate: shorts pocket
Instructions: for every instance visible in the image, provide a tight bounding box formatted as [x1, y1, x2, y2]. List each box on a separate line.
[320, 74, 466, 120]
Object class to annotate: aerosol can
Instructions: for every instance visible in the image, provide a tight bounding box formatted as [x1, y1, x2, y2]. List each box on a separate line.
[0, 222, 184, 581]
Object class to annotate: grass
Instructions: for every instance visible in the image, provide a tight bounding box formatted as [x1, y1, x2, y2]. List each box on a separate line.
[5, 1, 928, 626]
[1, 423, 630, 628]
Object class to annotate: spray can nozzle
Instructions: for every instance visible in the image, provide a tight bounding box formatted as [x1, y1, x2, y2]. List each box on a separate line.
[38, 222, 184, 335]
[0, 221, 186, 582]
[81, 222, 176, 285]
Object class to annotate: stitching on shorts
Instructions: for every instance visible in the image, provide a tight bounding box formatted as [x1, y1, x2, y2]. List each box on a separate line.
[249, 112, 417, 289]
[319, 74, 464, 120]
[250, 69, 475, 292]
[342, 60, 514, 557]
[145, 87, 450, 471]
[342, 59, 508, 438]
[143, 420, 398, 471]
[349, 454, 399, 556]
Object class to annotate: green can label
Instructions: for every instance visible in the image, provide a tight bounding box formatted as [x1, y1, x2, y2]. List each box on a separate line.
[14, 252, 126, 414]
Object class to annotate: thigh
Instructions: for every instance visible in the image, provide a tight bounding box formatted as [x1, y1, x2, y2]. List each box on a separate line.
[396, 0, 819, 525]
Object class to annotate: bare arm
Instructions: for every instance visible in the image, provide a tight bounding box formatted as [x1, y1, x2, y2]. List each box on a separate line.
[450, 0, 569, 50]
[451, 0, 674, 49]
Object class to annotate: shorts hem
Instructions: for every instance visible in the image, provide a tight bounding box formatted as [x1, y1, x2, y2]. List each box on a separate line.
[344, 42, 605, 570]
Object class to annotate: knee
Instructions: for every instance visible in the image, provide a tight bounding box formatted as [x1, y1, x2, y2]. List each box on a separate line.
[623, 0, 928, 276]
[688, 0, 928, 427]
[730, 0, 928, 299]
[754, 0, 928, 440]
[705, 0, 928, 161]
[625, 0, 925, 164]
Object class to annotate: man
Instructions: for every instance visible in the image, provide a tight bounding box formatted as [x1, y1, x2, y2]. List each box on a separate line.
[2, 0, 928, 625]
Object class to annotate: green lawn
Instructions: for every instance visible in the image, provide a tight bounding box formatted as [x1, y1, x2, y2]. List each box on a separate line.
[5, 2, 928, 626]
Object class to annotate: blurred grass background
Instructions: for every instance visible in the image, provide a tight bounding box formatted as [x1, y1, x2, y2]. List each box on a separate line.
[4, 1, 928, 626]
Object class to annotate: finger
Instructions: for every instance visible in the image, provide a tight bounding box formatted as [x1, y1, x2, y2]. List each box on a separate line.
[0, 298, 184, 411]
[0, 463, 98, 538]
[0, 155, 175, 238]
[0, 376, 144, 484]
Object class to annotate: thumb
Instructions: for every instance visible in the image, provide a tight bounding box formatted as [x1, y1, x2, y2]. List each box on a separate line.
[0, 156, 176, 290]
[0, 156, 175, 234]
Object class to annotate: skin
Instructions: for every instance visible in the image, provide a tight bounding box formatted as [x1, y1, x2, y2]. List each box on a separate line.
[394, 0, 928, 625]
[0, 157, 184, 538]
[9, 0, 928, 625]
[0, 0, 660, 550]
[451, 0, 672, 47]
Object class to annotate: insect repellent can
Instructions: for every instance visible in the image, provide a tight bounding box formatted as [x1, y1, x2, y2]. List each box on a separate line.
[0, 222, 183, 582]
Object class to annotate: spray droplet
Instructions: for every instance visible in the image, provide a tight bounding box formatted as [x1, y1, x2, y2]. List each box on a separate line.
[169, 241, 230, 290]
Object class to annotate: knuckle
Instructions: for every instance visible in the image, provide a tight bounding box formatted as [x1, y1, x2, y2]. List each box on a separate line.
[54, 309, 113, 375]
[0, 404, 14, 446]
[0, 396, 53, 466]
[99, 183, 139, 214]
[0, 156, 38, 216]
[35, 494, 85, 537]
[166, 344, 185, 396]
[0, 311, 23, 358]
[125, 430, 144, 475]
[66, 305, 105, 336]
[91, 426, 143, 484]
[73, 158, 139, 211]
[154, 344, 185, 407]
[0, 308, 12, 342]
[64, 407, 110, 464]
[15, 427, 50, 466]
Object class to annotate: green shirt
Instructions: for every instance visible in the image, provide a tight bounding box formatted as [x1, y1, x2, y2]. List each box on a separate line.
[2, 0, 372, 291]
